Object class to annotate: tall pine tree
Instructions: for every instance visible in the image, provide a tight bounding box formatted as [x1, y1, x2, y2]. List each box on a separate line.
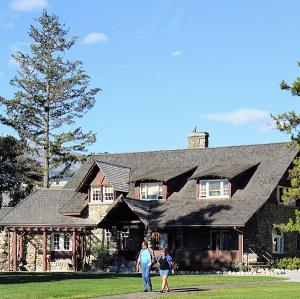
[273, 62, 300, 232]
[0, 136, 41, 207]
[0, 10, 100, 188]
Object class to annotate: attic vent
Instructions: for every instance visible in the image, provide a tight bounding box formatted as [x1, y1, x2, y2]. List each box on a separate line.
[188, 129, 209, 149]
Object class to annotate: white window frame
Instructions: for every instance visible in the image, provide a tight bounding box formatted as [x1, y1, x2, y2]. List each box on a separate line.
[140, 182, 163, 200]
[272, 228, 284, 254]
[51, 233, 72, 252]
[104, 229, 112, 244]
[90, 186, 114, 203]
[119, 229, 129, 250]
[199, 179, 230, 199]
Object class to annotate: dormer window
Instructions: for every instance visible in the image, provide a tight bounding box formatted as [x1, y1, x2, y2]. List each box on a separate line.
[140, 182, 163, 200]
[199, 179, 230, 198]
[91, 186, 114, 202]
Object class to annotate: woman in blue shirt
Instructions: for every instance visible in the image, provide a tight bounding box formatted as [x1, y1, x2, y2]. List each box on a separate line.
[136, 241, 154, 292]
[157, 248, 174, 293]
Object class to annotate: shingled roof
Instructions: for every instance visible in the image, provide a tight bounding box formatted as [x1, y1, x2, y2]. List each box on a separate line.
[1, 142, 297, 228]
[190, 163, 258, 180]
[96, 142, 297, 227]
[129, 165, 196, 183]
[0, 189, 95, 227]
[96, 161, 130, 192]
[0, 207, 13, 221]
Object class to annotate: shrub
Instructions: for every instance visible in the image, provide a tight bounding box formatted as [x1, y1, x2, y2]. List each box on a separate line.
[91, 242, 111, 270]
[277, 257, 300, 270]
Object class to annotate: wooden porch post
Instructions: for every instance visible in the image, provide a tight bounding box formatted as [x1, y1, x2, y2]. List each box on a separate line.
[42, 231, 47, 272]
[72, 231, 77, 271]
[19, 234, 24, 260]
[12, 230, 17, 271]
[238, 232, 244, 263]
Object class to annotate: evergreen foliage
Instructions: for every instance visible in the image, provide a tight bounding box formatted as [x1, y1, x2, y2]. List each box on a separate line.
[273, 61, 300, 232]
[0, 136, 41, 207]
[0, 10, 100, 188]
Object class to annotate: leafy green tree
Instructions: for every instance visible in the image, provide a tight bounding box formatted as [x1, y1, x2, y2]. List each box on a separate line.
[273, 63, 300, 232]
[0, 136, 41, 207]
[0, 10, 100, 188]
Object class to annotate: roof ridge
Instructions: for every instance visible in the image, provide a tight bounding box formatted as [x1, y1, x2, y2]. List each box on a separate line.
[91, 142, 290, 157]
[96, 160, 131, 170]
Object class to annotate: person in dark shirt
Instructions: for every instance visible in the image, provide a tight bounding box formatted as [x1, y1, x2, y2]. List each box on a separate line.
[157, 248, 174, 293]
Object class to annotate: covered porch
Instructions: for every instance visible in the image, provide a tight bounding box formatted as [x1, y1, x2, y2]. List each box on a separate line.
[151, 227, 243, 268]
[4, 225, 88, 272]
[99, 199, 244, 268]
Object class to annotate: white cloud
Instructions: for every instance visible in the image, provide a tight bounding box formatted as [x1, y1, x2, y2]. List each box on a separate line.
[10, 0, 48, 12]
[200, 108, 275, 132]
[171, 50, 182, 56]
[83, 32, 108, 45]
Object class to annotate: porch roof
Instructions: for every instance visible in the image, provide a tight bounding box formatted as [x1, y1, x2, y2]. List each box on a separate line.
[0, 189, 96, 227]
[98, 196, 259, 228]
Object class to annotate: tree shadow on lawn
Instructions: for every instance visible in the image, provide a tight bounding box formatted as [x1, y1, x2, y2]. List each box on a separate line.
[0, 272, 141, 284]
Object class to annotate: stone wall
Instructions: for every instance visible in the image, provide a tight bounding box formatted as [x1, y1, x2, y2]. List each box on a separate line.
[88, 203, 111, 223]
[243, 199, 299, 259]
[0, 230, 8, 271]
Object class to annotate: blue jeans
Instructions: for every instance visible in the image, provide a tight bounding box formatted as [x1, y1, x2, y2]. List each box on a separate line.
[141, 263, 152, 291]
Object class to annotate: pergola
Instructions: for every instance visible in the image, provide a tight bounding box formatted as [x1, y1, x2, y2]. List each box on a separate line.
[5, 225, 90, 272]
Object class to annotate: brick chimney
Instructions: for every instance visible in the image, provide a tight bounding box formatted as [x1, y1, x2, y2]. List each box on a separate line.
[188, 128, 209, 149]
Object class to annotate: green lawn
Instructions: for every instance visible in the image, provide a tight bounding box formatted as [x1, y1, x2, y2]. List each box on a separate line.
[153, 283, 300, 299]
[0, 272, 285, 299]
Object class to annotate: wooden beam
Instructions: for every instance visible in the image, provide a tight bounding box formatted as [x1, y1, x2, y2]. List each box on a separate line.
[238, 233, 244, 263]
[42, 231, 47, 272]
[12, 230, 17, 271]
[72, 231, 77, 272]
[19, 234, 24, 261]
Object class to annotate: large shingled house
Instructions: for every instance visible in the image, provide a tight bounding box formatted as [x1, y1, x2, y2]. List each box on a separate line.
[0, 132, 299, 271]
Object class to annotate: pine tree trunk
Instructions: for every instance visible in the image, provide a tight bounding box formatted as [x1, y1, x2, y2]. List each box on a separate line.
[43, 83, 50, 188]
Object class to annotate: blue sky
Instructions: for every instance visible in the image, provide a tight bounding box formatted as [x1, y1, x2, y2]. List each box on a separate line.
[0, 0, 300, 153]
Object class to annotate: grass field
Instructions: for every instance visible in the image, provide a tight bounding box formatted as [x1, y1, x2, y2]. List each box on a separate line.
[0, 272, 286, 299]
[153, 283, 300, 299]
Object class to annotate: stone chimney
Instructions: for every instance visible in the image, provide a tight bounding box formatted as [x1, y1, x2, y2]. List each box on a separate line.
[188, 128, 209, 149]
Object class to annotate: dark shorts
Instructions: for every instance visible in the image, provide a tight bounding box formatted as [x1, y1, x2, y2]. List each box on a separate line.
[159, 269, 169, 276]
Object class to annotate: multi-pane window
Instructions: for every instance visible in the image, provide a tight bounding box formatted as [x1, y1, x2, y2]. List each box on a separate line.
[199, 179, 230, 198]
[103, 186, 114, 201]
[64, 234, 70, 250]
[51, 233, 72, 251]
[92, 187, 102, 201]
[53, 233, 60, 250]
[272, 228, 284, 254]
[120, 229, 129, 250]
[210, 231, 238, 250]
[91, 186, 114, 202]
[104, 229, 112, 244]
[140, 182, 163, 200]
